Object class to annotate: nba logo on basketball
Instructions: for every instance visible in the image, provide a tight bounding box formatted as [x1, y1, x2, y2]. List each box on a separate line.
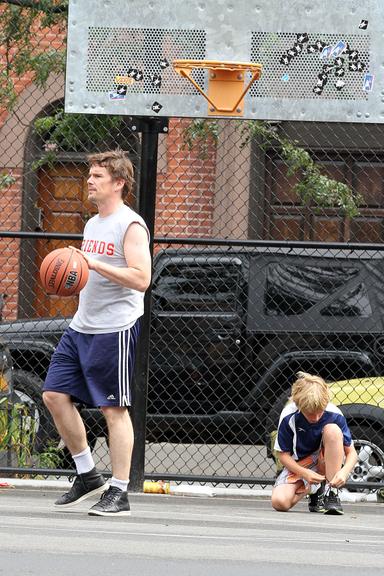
[64, 270, 79, 289]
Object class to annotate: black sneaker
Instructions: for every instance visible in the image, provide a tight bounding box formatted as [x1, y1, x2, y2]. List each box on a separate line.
[54, 467, 107, 508]
[308, 481, 326, 513]
[88, 486, 131, 517]
[324, 487, 344, 515]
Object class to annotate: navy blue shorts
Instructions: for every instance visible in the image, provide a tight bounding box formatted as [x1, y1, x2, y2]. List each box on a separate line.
[43, 321, 140, 407]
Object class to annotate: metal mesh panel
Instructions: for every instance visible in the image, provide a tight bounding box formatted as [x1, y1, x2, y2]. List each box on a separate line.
[249, 33, 370, 100]
[86, 27, 206, 95]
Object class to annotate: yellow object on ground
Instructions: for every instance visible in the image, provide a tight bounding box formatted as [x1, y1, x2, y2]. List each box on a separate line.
[143, 480, 170, 494]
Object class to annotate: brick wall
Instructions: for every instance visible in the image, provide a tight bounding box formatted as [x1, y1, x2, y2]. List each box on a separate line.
[0, 169, 22, 320]
[156, 118, 217, 241]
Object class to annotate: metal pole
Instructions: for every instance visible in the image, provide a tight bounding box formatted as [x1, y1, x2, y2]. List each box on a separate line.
[129, 116, 168, 492]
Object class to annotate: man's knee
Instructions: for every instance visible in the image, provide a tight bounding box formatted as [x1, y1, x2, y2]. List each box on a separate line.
[43, 390, 70, 411]
[101, 406, 130, 424]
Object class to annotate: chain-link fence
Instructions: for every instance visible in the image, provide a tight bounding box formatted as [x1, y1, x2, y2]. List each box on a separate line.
[0, 3, 384, 491]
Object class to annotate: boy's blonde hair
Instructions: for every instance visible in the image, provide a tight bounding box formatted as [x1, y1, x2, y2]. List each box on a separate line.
[290, 371, 330, 413]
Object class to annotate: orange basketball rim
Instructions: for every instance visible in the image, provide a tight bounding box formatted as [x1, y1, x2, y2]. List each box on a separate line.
[173, 60, 263, 117]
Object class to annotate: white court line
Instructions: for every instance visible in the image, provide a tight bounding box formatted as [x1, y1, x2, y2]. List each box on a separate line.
[0, 519, 382, 548]
[1, 503, 383, 533]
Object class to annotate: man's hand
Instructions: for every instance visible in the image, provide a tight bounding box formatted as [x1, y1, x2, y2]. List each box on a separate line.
[68, 246, 97, 270]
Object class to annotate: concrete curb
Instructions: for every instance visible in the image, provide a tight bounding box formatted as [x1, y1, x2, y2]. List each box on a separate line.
[1, 477, 381, 502]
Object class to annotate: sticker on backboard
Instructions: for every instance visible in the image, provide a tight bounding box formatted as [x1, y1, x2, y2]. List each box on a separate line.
[150, 74, 162, 88]
[151, 101, 163, 113]
[296, 33, 309, 44]
[331, 40, 347, 58]
[315, 40, 327, 52]
[320, 45, 333, 59]
[109, 91, 126, 100]
[116, 85, 127, 95]
[363, 73, 374, 92]
[281, 72, 290, 82]
[160, 58, 170, 69]
[317, 72, 328, 88]
[127, 68, 143, 81]
[322, 63, 335, 73]
[348, 50, 359, 61]
[114, 75, 134, 85]
[335, 79, 345, 91]
[293, 43, 303, 55]
[280, 53, 292, 65]
[359, 20, 368, 30]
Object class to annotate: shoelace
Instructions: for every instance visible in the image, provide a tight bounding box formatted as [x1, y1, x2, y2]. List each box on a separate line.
[325, 486, 339, 502]
[98, 487, 120, 505]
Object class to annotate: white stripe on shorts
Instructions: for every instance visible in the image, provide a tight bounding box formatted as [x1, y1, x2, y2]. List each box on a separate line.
[118, 329, 131, 407]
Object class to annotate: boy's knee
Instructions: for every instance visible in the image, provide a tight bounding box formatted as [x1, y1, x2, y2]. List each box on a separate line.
[323, 423, 343, 443]
[271, 494, 292, 512]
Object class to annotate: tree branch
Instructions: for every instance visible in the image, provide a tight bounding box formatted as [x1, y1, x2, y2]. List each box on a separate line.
[0, 0, 67, 13]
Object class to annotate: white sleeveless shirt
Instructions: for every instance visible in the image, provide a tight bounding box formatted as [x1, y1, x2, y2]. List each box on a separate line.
[70, 204, 149, 334]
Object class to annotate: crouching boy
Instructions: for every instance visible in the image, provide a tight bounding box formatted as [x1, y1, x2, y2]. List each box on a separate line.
[271, 372, 358, 515]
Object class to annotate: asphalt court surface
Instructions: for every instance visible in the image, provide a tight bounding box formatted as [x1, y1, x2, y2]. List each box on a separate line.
[0, 487, 383, 576]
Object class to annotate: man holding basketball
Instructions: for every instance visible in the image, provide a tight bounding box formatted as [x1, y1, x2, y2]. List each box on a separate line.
[43, 149, 151, 516]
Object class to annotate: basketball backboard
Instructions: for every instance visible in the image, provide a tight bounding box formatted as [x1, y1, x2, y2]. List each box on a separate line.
[65, 0, 383, 122]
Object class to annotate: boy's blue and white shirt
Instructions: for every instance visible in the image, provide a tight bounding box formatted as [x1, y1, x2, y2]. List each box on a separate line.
[274, 401, 353, 460]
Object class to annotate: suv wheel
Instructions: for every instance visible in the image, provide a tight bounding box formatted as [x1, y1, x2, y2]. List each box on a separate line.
[348, 424, 384, 491]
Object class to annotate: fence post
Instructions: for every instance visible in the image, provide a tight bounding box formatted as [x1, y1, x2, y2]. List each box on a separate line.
[129, 116, 169, 492]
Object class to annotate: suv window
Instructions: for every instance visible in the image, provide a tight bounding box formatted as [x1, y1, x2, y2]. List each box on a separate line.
[321, 283, 372, 317]
[265, 263, 372, 317]
[153, 260, 243, 312]
[248, 254, 384, 333]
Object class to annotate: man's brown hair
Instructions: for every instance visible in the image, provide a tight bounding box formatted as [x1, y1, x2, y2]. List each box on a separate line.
[87, 149, 135, 200]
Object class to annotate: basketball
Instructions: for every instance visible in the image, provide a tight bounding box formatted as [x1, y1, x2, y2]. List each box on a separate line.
[39, 247, 89, 297]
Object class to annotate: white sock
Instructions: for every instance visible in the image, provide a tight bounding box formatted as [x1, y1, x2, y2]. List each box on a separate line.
[110, 477, 129, 492]
[72, 446, 95, 475]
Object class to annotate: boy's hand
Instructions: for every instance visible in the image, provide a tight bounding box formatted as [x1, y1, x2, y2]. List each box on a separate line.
[330, 470, 348, 488]
[302, 469, 326, 484]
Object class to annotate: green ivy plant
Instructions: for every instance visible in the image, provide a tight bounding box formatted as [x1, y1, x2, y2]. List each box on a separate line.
[0, 1, 68, 113]
[32, 108, 123, 168]
[0, 171, 16, 189]
[183, 119, 220, 160]
[184, 119, 361, 217]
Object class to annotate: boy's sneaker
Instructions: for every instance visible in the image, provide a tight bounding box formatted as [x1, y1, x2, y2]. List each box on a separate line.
[88, 486, 131, 517]
[54, 467, 107, 508]
[323, 487, 344, 515]
[308, 481, 326, 513]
